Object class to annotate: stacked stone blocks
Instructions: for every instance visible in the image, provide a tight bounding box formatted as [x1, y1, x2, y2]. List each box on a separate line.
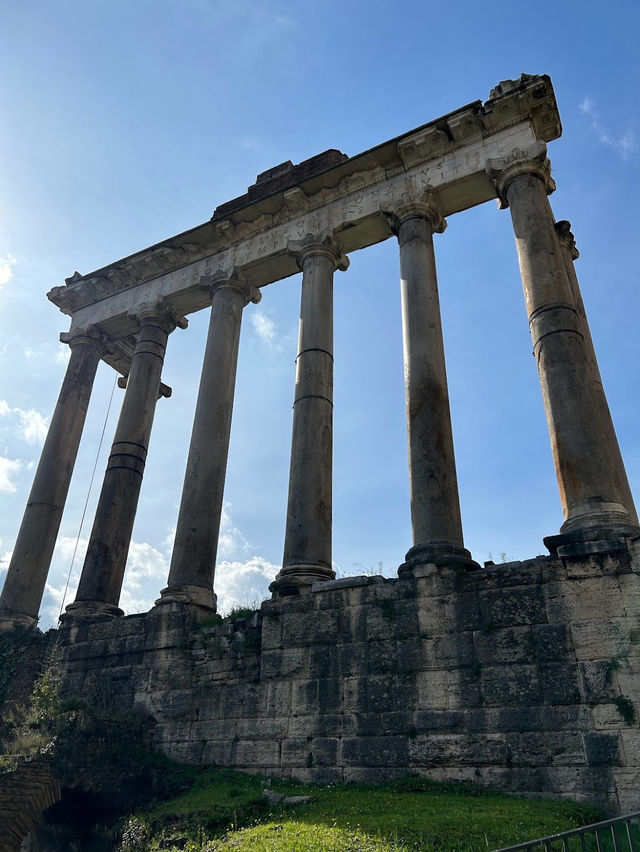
[58, 545, 640, 813]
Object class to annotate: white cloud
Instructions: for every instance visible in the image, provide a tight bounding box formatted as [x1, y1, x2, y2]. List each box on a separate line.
[0, 540, 11, 576]
[250, 311, 280, 350]
[215, 555, 278, 614]
[579, 97, 637, 158]
[0, 400, 48, 445]
[0, 456, 21, 492]
[0, 253, 16, 289]
[218, 502, 251, 558]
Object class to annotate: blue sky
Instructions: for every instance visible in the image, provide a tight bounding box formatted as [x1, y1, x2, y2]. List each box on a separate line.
[1, 1, 639, 628]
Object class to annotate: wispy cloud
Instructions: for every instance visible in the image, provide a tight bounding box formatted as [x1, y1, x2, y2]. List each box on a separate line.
[251, 311, 280, 350]
[0, 456, 21, 492]
[0, 400, 48, 444]
[0, 253, 16, 289]
[579, 97, 637, 158]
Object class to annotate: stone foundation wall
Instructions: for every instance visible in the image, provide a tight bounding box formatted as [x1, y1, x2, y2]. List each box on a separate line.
[58, 547, 640, 813]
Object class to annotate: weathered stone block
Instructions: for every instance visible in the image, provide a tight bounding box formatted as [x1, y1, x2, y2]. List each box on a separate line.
[291, 679, 317, 715]
[417, 595, 447, 635]
[445, 592, 481, 632]
[417, 670, 448, 710]
[261, 614, 282, 650]
[413, 710, 464, 733]
[583, 732, 621, 766]
[540, 663, 581, 705]
[531, 624, 571, 662]
[579, 660, 616, 703]
[203, 741, 232, 766]
[397, 638, 426, 672]
[317, 677, 341, 713]
[479, 586, 546, 629]
[506, 732, 585, 767]
[368, 640, 398, 673]
[355, 711, 414, 737]
[281, 738, 310, 767]
[367, 674, 417, 713]
[481, 665, 541, 706]
[282, 610, 337, 646]
[309, 645, 337, 678]
[423, 633, 474, 669]
[447, 668, 481, 709]
[570, 618, 636, 660]
[192, 719, 237, 741]
[233, 740, 281, 767]
[474, 626, 533, 665]
[409, 733, 507, 766]
[337, 642, 368, 677]
[341, 736, 409, 766]
[266, 680, 291, 717]
[237, 717, 289, 739]
[312, 737, 339, 765]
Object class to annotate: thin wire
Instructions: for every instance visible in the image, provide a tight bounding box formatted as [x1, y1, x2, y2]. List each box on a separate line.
[57, 374, 118, 622]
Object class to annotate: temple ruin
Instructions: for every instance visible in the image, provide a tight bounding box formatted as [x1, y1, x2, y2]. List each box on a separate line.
[1, 74, 639, 812]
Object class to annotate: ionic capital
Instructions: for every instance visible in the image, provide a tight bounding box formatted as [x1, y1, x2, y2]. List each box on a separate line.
[555, 220, 580, 261]
[485, 141, 556, 209]
[128, 300, 189, 333]
[199, 268, 262, 306]
[380, 187, 446, 235]
[59, 326, 109, 354]
[287, 233, 350, 273]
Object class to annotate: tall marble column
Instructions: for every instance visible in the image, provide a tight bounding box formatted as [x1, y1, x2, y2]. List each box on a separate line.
[0, 328, 106, 630]
[383, 193, 475, 575]
[158, 271, 261, 612]
[271, 235, 349, 597]
[63, 304, 183, 620]
[554, 220, 638, 527]
[487, 143, 639, 546]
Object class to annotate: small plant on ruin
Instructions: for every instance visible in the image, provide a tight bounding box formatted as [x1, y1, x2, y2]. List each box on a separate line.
[614, 694, 637, 726]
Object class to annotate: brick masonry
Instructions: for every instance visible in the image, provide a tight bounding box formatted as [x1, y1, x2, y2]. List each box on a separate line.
[57, 547, 640, 814]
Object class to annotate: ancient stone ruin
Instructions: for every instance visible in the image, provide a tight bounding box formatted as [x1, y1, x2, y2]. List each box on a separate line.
[2, 74, 640, 812]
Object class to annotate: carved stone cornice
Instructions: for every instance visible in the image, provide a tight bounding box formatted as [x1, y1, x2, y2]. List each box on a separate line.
[199, 268, 262, 307]
[287, 233, 350, 273]
[46, 75, 561, 329]
[129, 300, 189, 333]
[59, 326, 109, 354]
[485, 141, 556, 209]
[381, 187, 446, 235]
[555, 220, 580, 261]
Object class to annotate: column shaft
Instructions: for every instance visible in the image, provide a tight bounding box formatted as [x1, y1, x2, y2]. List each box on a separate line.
[271, 239, 347, 596]
[65, 309, 176, 619]
[488, 143, 639, 543]
[555, 222, 638, 526]
[0, 332, 104, 629]
[387, 200, 474, 574]
[159, 275, 260, 611]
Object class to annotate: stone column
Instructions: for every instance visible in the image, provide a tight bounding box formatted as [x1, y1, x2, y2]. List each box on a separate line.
[157, 271, 261, 612]
[0, 329, 106, 630]
[383, 192, 475, 575]
[487, 143, 639, 547]
[555, 220, 638, 526]
[63, 304, 183, 620]
[270, 235, 349, 597]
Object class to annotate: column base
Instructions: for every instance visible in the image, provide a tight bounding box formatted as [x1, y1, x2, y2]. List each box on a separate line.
[0, 611, 38, 632]
[545, 525, 640, 559]
[154, 584, 217, 614]
[544, 502, 640, 557]
[270, 564, 336, 599]
[398, 541, 479, 578]
[59, 600, 124, 623]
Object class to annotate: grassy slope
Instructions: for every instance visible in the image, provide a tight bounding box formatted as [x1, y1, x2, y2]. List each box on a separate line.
[126, 770, 603, 852]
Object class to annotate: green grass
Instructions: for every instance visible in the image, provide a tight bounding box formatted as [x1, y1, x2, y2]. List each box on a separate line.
[122, 770, 603, 852]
